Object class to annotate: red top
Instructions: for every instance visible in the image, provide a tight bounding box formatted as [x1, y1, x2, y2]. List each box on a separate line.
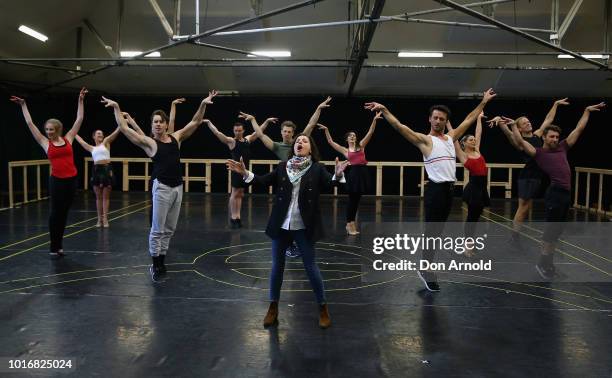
[347, 149, 368, 166]
[47, 138, 77, 178]
[463, 155, 487, 176]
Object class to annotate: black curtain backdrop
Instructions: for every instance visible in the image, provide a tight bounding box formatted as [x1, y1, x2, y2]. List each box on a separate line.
[1, 90, 610, 199]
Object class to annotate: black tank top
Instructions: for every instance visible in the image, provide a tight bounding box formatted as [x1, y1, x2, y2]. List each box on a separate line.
[519, 135, 544, 180]
[151, 135, 182, 187]
[231, 139, 251, 165]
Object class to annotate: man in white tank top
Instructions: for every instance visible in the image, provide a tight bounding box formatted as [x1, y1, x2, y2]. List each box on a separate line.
[364, 89, 497, 292]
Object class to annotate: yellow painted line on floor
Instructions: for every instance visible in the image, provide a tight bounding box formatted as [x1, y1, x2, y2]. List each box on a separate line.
[0, 200, 149, 250]
[477, 212, 611, 277]
[482, 207, 612, 264]
[440, 279, 592, 311]
[0, 204, 150, 262]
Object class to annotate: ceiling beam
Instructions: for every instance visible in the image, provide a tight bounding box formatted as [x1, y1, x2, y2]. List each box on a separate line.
[148, 0, 174, 38]
[35, 0, 325, 92]
[557, 0, 583, 41]
[434, 0, 609, 70]
[392, 16, 553, 34]
[346, 0, 386, 96]
[394, 0, 515, 18]
[83, 19, 118, 58]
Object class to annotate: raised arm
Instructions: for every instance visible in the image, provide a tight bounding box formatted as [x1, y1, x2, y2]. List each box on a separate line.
[103, 127, 122, 146]
[65, 87, 88, 143]
[566, 102, 606, 148]
[448, 88, 496, 141]
[535, 98, 569, 137]
[303, 96, 331, 136]
[122, 112, 145, 136]
[173, 90, 217, 143]
[511, 122, 536, 157]
[446, 120, 467, 163]
[204, 119, 234, 147]
[488, 116, 522, 149]
[101, 96, 156, 156]
[475, 112, 484, 151]
[239, 112, 276, 148]
[10, 96, 48, 151]
[74, 134, 94, 153]
[364, 102, 430, 152]
[245, 116, 273, 143]
[318, 124, 348, 157]
[168, 97, 185, 134]
[359, 111, 381, 148]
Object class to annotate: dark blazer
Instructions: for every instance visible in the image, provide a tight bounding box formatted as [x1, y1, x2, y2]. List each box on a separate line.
[249, 161, 341, 242]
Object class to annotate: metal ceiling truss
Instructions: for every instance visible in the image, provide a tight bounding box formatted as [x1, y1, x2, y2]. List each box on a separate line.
[2, 0, 611, 94]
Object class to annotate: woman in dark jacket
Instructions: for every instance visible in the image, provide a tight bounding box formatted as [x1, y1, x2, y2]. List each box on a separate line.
[227, 134, 348, 329]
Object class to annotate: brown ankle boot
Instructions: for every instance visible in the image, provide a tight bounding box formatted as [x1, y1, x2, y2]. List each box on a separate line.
[263, 301, 279, 327]
[318, 304, 331, 329]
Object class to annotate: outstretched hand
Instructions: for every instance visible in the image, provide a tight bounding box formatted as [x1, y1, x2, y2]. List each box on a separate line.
[238, 111, 255, 122]
[586, 102, 606, 112]
[373, 111, 383, 121]
[364, 102, 386, 112]
[264, 117, 278, 125]
[172, 98, 186, 105]
[478, 111, 486, 120]
[555, 97, 570, 106]
[79, 87, 88, 100]
[9, 96, 25, 105]
[334, 157, 350, 177]
[318, 96, 332, 109]
[317, 123, 328, 131]
[100, 96, 119, 108]
[482, 88, 496, 103]
[226, 157, 247, 176]
[203, 90, 218, 104]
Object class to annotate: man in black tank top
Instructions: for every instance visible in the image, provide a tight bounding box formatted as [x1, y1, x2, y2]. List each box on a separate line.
[103, 90, 218, 282]
[204, 120, 266, 228]
[490, 98, 568, 249]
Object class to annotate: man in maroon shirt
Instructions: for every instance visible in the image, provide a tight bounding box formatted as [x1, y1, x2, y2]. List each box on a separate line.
[504, 102, 605, 279]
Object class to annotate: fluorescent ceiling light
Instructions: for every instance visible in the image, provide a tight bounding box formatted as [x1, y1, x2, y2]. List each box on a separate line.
[120, 51, 161, 58]
[247, 50, 291, 57]
[18, 25, 48, 42]
[557, 54, 609, 59]
[398, 52, 443, 58]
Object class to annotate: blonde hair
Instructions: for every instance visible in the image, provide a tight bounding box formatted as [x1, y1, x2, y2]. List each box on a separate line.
[45, 118, 63, 135]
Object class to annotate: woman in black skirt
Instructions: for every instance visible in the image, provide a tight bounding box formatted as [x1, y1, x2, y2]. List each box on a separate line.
[450, 112, 490, 256]
[75, 128, 121, 227]
[317, 111, 380, 235]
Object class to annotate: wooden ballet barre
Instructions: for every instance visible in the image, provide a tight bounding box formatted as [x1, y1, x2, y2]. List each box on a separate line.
[574, 167, 611, 215]
[7, 160, 50, 208]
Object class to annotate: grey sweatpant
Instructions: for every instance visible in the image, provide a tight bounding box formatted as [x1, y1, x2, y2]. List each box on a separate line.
[149, 179, 183, 257]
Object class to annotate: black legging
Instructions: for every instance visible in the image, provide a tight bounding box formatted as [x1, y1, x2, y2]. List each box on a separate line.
[49, 176, 77, 252]
[346, 192, 362, 222]
[464, 203, 484, 238]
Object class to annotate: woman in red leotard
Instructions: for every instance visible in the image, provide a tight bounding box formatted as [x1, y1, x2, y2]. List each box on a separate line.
[10, 88, 88, 259]
[451, 112, 490, 256]
[318, 111, 381, 235]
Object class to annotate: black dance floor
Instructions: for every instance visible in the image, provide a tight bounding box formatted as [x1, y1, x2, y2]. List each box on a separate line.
[0, 192, 610, 377]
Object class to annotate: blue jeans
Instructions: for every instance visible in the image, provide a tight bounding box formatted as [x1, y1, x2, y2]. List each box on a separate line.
[270, 229, 326, 304]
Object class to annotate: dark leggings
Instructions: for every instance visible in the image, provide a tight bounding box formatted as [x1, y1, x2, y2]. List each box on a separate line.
[346, 192, 362, 222]
[464, 203, 484, 238]
[49, 176, 77, 252]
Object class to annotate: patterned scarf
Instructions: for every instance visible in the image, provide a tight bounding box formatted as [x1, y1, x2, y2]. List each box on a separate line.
[286, 156, 312, 183]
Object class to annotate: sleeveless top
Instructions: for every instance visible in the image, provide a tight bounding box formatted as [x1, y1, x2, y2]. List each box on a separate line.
[423, 135, 456, 183]
[91, 144, 111, 163]
[464, 155, 487, 177]
[151, 135, 182, 187]
[520, 135, 544, 180]
[47, 137, 77, 178]
[347, 149, 368, 165]
[231, 139, 251, 164]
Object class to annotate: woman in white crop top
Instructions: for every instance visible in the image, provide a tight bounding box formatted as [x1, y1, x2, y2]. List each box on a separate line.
[75, 128, 121, 227]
